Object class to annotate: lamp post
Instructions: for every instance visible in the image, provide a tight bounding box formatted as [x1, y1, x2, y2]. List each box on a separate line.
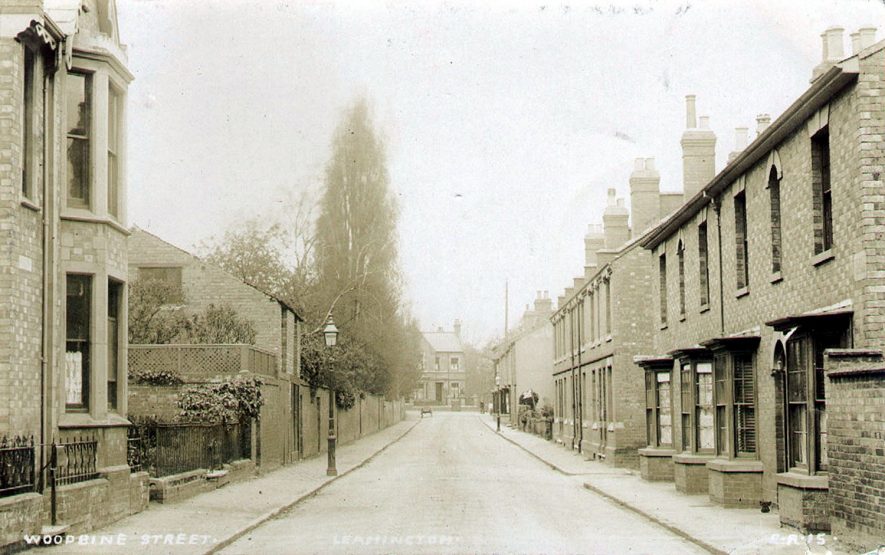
[495, 375, 501, 432]
[323, 315, 339, 476]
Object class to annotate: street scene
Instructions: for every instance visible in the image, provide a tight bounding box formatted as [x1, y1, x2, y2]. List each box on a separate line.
[2, 0, 885, 554]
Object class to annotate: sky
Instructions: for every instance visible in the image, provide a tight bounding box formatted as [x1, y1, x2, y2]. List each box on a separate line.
[116, 0, 885, 346]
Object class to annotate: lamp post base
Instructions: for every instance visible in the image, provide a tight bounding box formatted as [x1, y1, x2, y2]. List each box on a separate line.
[327, 435, 337, 476]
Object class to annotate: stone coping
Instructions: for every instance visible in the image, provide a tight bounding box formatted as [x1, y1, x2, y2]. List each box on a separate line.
[0, 491, 41, 508]
[673, 453, 714, 465]
[776, 471, 829, 490]
[828, 365, 885, 378]
[59, 412, 132, 429]
[706, 458, 763, 473]
[638, 447, 676, 458]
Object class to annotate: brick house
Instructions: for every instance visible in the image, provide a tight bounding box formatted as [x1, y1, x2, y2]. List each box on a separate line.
[636, 27, 885, 542]
[413, 322, 466, 406]
[127, 228, 304, 468]
[552, 162, 683, 469]
[0, 0, 147, 546]
[492, 292, 554, 427]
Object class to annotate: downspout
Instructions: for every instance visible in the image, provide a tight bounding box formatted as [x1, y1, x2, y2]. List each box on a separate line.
[40, 46, 59, 489]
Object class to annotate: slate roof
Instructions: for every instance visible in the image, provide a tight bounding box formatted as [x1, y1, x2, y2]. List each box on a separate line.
[423, 331, 463, 354]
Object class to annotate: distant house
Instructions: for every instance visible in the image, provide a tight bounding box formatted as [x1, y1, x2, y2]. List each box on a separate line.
[414, 321, 466, 406]
[127, 228, 305, 467]
[492, 292, 554, 427]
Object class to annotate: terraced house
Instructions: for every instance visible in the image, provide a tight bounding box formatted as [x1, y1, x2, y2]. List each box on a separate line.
[0, 0, 144, 547]
[637, 26, 885, 545]
[552, 159, 684, 468]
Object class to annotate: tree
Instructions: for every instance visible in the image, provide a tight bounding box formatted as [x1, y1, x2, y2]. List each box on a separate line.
[128, 278, 256, 345]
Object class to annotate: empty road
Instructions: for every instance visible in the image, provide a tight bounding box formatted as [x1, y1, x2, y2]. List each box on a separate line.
[220, 411, 706, 554]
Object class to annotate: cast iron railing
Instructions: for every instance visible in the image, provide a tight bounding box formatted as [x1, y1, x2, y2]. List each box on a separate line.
[0, 435, 35, 498]
[129, 421, 251, 478]
[55, 436, 99, 486]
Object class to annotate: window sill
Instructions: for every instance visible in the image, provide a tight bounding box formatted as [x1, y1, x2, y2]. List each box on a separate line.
[735, 287, 749, 299]
[20, 199, 41, 212]
[706, 458, 763, 473]
[769, 271, 783, 284]
[776, 471, 828, 490]
[811, 249, 835, 267]
[59, 412, 131, 429]
[678, 314, 686, 322]
[638, 447, 676, 458]
[673, 453, 714, 465]
[699, 304, 710, 314]
[605, 335, 612, 343]
[60, 210, 130, 235]
[659, 323, 668, 330]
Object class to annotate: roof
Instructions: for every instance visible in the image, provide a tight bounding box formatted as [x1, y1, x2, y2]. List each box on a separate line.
[641, 40, 885, 250]
[422, 331, 463, 353]
[130, 227, 303, 321]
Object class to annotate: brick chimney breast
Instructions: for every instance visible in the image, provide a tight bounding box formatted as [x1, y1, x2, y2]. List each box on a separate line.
[584, 223, 605, 268]
[630, 157, 661, 237]
[681, 96, 717, 200]
[603, 188, 630, 249]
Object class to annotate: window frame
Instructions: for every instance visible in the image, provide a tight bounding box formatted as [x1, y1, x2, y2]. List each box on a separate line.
[65, 274, 93, 411]
[677, 240, 686, 318]
[709, 342, 759, 460]
[107, 82, 122, 218]
[677, 356, 714, 454]
[645, 368, 673, 448]
[768, 167, 783, 275]
[734, 190, 749, 291]
[698, 221, 710, 308]
[21, 44, 36, 201]
[65, 70, 93, 210]
[811, 128, 833, 255]
[659, 253, 668, 326]
[784, 321, 850, 475]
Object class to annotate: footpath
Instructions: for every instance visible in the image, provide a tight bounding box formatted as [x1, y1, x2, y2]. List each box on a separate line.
[479, 414, 854, 555]
[35, 415, 420, 555]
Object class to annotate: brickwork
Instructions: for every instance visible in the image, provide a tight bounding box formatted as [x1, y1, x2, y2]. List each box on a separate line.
[639, 40, 885, 523]
[825, 349, 885, 549]
[638, 449, 675, 481]
[673, 457, 710, 494]
[0, 493, 42, 550]
[706, 463, 763, 508]
[777, 477, 830, 532]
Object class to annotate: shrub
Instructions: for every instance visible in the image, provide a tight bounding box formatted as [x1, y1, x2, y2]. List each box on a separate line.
[131, 368, 184, 386]
[178, 375, 264, 424]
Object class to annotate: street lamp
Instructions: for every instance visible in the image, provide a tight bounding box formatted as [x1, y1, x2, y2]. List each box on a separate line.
[323, 315, 339, 476]
[495, 375, 501, 432]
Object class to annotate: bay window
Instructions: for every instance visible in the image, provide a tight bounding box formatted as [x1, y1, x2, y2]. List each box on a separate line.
[705, 336, 760, 459]
[66, 72, 91, 208]
[645, 369, 673, 447]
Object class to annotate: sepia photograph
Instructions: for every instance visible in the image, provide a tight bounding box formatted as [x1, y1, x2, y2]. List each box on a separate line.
[1, 0, 885, 553]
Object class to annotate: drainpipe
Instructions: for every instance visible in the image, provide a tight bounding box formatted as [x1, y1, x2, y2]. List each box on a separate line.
[40, 49, 60, 489]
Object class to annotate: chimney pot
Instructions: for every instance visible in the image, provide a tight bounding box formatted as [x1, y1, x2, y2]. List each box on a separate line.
[607, 188, 617, 205]
[617, 198, 625, 207]
[685, 95, 697, 129]
[699, 115, 710, 129]
[634, 158, 645, 171]
[645, 157, 655, 171]
[543, 290, 549, 298]
[859, 26, 877, 50]
[825, 27, 845, 61]
[851, 31, 861, 54]
[756, 114, 771, 135]
[735, 127, 748, 151]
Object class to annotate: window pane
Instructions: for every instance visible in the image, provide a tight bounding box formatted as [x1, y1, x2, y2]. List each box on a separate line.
[659, 254, 667, 324]
[108, 281, 121, 411]
[790, 404, 808, 467]
[733, 354, 754, 404]
[108, 87, 119, 217]
[681, 413, 691, 451]
[696, 364, 714, 450]
[66, 73, 89, 136]
[67, 137, 90, 204]
[657, 372, 672, 446]
[66, 275, 91, 409]
[735, 405, 756, 454]
[816, 405, 827, 471]
[22, 47, 34, 197]
[717, 405, 728, 455]
[698, 223, 709, 306]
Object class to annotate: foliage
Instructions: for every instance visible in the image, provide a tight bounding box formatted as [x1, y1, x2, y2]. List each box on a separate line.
[131, 367, 184, 386]
[128, 278, 189, 344]
[539, 404, 554, 421]
[177, 375, 264, 424]
[185, 304, 257, 345]
[128, 279, 257, 346]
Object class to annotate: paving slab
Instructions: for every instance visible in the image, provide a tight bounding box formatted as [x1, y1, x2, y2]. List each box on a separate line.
[479, 414, 851, 555]
[33, 416, 419, 555]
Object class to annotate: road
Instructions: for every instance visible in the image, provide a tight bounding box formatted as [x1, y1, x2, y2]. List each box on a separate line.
[220, 412, 706, 554]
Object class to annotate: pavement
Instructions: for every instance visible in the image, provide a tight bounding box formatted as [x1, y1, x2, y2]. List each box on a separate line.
[479, 414, 851, 555]
[36, 415, 420, 555]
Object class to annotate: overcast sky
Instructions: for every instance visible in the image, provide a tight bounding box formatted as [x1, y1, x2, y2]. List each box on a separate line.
[117, 0, 885, 345]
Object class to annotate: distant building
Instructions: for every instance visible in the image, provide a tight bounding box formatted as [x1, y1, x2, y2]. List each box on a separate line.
[0, 0, 143, 546]
[414, 321, 466, 406]
[492, 292, 554, 427]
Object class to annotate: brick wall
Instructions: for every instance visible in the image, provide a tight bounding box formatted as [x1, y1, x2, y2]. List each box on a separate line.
[825, 349, 885, 550]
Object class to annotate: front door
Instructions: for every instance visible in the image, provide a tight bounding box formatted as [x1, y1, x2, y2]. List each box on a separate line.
[435, 382, 444, 403]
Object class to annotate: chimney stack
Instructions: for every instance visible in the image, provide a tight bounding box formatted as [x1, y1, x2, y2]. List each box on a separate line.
[603, 188, 630, 249]
[629, 157, 661, 237]
[859, 26, 877, 50]
[453, 319, 461, 337]
[681, 95, 717, 199]
[756, 114, 771, 136]
[851, 31, 861, 55]
[812, 27, 846, 82]
[584, 223, 605, 268]
[727, 127, 749, 163]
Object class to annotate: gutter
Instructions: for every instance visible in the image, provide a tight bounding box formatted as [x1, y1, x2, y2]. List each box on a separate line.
[641, 64, 858, 250]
